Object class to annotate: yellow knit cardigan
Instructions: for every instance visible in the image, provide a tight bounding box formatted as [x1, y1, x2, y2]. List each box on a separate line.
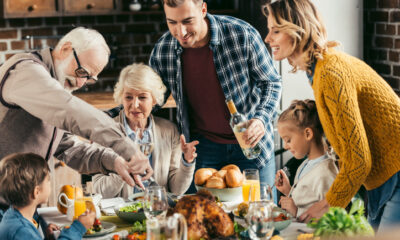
[312, 49, 400, 207]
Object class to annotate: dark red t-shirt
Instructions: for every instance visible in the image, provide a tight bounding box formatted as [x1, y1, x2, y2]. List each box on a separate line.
[182, 45, 237, 144]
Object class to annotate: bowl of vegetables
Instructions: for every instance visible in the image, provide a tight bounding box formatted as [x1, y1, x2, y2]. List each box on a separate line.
[114, 202, 146, 223]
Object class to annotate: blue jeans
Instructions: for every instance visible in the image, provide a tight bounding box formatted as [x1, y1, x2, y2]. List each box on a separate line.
[368, 171, 400, 233]
[186, 134, 277, 202]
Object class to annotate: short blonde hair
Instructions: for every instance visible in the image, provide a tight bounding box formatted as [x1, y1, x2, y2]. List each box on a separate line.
[263, 0, 338, 72]
[113, 63, 167, 106]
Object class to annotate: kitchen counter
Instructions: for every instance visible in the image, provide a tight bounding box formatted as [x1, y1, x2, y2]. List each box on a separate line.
[74, 92, 176, 110]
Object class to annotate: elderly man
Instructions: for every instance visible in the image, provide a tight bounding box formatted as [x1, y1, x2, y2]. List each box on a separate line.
[150, 0, 282, 193]
[0, 27, 152, 214]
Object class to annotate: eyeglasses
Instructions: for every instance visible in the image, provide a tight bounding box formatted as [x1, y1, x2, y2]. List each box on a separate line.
[72, 48, 98, 85]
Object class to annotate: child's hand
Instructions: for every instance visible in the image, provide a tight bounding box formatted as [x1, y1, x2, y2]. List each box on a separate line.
[78, 210, 96, 230]
[180, 134, 199, 163]
[275, 169, 291, 195]
[45, 223, 60, 240]
[279, 196, 297, 217]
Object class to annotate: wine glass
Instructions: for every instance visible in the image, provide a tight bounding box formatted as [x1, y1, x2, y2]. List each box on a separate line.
[246, 200, 275, 240]
[143, 186, 168, 221]
[135, 128, 154, 157]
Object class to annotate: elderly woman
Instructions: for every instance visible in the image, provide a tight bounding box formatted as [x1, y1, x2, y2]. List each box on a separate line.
[263, 0, 400, 231]
[92, 63, 198, 197]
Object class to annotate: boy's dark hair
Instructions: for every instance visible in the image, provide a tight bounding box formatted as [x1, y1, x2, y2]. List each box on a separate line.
[0, 153, 50, 207]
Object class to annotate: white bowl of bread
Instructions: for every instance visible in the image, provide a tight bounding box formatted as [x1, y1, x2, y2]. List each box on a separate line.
[194, 164, 243, 202]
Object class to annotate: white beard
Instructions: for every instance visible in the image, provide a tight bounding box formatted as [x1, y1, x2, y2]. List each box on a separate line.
[55, 55, 80, 93]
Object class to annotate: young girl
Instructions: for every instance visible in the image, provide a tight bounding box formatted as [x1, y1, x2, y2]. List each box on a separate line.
[275, 100, 338, 218]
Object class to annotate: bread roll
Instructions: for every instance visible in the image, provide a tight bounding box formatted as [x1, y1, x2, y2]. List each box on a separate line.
[205, 176, 226, 189]
[194, 168, 215, 186]
[221, 164, 240, 172]
[213, 169, 227, 179]
[225, 169, 243, 188]
[206, 168, 218, 174]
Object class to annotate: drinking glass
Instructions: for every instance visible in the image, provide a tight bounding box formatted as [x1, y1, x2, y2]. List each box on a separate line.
[135, 128, 154, 157]
[246, 200, 275, 240]
[260, 184, 274, 203]
[73, 186, 86, 220]
[144, 186, 168, 220]
[242, 169, 260, 202]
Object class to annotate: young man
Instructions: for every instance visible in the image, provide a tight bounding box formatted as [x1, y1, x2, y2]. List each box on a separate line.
[0, 27, 152, 218]
[150, 0, 282, 193]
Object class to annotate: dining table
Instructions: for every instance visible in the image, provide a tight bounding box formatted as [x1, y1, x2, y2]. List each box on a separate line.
[38, 202, 313, 240]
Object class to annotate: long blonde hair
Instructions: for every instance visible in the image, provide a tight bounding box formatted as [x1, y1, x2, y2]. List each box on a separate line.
[263, 0, 338, 73]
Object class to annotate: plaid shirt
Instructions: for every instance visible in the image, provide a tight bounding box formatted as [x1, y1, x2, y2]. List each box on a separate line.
[149, 14, 281, 167]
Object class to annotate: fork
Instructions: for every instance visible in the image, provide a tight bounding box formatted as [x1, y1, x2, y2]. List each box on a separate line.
[274, 166, 290, 188]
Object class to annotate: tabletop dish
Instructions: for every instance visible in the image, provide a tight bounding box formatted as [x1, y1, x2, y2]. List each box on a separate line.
[84, 221, 116, 238]
[272, 206, 292, 231]
[195, 185, 242, 202]
[114, 202, 146, 223]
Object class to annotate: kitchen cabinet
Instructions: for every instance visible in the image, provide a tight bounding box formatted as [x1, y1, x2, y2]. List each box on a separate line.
[1, 0, 58, 18]
[62, 0, 117, 15]
[0, 0, 118, 18]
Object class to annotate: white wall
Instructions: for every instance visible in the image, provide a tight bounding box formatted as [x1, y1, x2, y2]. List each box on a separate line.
[275, 0, 363, 167]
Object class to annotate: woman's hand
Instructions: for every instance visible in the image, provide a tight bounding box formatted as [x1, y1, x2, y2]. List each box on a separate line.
[279, 196, 297, 217]
[180, 134, 199, 163]
[298, 199, 330, 223]
[275, 169, 291, 195]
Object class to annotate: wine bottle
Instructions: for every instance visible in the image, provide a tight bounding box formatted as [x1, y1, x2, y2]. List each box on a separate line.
[226, 99, 261, 159]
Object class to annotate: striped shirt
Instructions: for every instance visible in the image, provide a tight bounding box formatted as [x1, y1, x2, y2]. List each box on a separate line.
[149, 13, 282, 167]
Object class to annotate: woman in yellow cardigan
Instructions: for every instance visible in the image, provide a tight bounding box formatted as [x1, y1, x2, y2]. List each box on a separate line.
[263, 0, 400, 232]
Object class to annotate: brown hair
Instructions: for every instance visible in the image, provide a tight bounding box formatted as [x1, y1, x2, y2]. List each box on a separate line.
[279, 99, 324, 143]
[0, 153, 50, 207]
[263, 0, 338, 73]
[161, 0, 203, 7]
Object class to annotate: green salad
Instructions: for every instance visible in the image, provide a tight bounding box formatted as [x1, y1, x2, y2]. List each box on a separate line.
[131, 220, 146, 233]
[119, 202, 143, 213]
[307, 198, 374, 238]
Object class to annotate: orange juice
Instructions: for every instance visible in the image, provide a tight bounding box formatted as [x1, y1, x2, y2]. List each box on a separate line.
[242, 179, 260, 202]
[73, 198, 86, 220]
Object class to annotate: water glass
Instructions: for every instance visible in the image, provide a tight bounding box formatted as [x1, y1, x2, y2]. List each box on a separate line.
[246, 200, 275, 240]
[144, 186, 168, 220]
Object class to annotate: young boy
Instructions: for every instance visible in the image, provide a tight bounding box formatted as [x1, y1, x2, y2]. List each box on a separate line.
[0, 153, 95, 239]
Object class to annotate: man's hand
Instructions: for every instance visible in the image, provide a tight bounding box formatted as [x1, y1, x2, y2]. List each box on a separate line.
[180, 134, 199, 163]
[298, 199, 330, 223]
[243, 118, 265, 147]
[113, 153, 153, 188]
[279, 196, 297, 217]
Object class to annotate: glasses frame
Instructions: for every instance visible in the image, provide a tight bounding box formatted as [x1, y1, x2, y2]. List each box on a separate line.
[72, 48, 98, 85]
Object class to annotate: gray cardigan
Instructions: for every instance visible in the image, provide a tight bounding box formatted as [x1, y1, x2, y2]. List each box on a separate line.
[92, 111, 195, 198]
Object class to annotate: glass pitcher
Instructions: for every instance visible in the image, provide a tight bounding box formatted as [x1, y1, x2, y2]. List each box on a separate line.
[146, 213, 187, 240]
